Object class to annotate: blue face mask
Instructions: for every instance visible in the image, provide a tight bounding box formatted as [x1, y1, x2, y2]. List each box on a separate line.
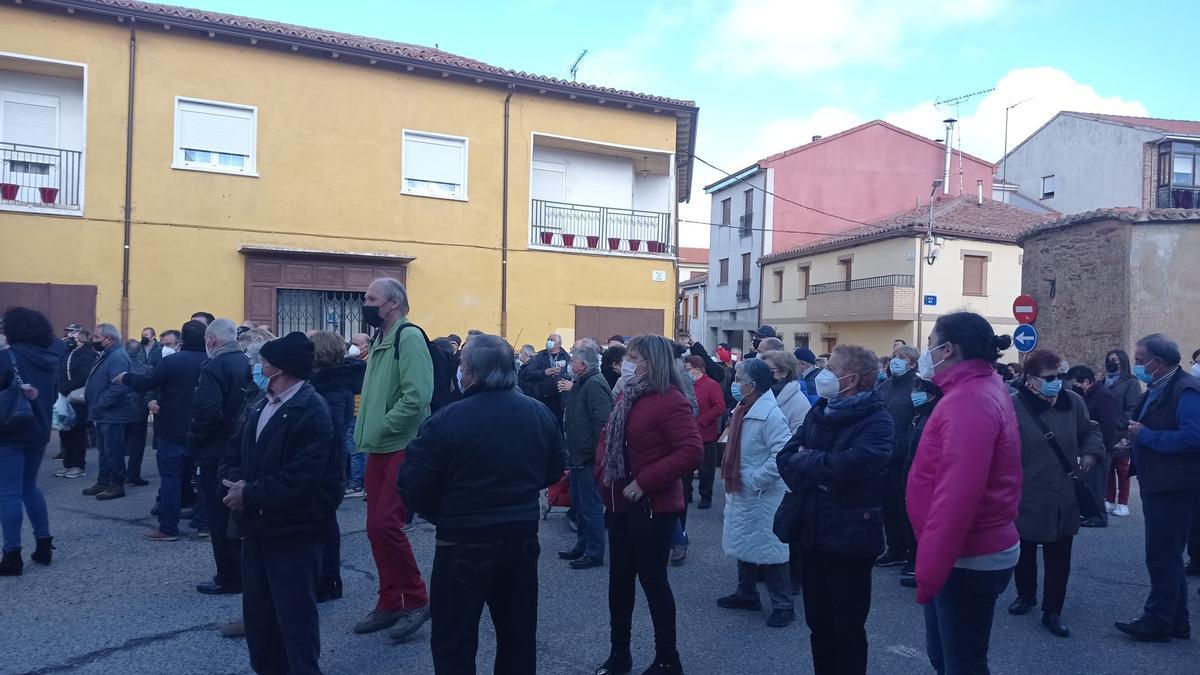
[910, 391, 929, 408]
[1133, 362, 1154, 384]
[1039, 378, 1063, 398]
[731, 381, 744, 402]
[889, 358, 909, 376]
[877, 371, 887, 383]
[252, 363, 269, 391]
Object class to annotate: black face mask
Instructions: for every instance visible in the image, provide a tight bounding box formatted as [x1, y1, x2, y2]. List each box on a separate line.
[363, 304, 384, 328]
[1072, 385, 1087, 396]
[92, 340, 105, 352]
[64, 337, 78, 350]
[141, 336, 151, 346]
[1105, 361, 1119, 374]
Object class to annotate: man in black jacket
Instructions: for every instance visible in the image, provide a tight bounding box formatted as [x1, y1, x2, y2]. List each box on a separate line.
[117, 320, 208, 541]
[557, 345, 613, 569]
[874, 345, 920, 567]
[188, 318, 253, 595]
[399, 334, 565, 675]
[1066, 365, 1119, 527]
[220, 332, 341, 675]
[55, 327, 96, 479]
[518, 333, 570, 424]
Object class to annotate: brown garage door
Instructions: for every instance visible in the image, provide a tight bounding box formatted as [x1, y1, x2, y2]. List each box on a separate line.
[575, 306, 665, 341]
[0, 282, 96, 333]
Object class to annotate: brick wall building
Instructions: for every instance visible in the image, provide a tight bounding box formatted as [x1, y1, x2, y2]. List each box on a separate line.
[1018, 209, 1200, 370]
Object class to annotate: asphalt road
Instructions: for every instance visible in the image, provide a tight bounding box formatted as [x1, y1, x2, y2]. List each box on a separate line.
[3, 441, 1199, 675]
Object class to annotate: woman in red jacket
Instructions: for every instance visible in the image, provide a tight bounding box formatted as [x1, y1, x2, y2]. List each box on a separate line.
[683, 355, 725, 510]
[594, 335, 702, 675]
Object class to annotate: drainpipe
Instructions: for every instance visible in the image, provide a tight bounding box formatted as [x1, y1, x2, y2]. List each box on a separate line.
[120, 19, 137, 337]
[500, 85, 514, 338]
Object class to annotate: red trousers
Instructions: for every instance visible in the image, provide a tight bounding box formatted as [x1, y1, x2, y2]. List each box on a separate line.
[366, 450, 428, 611]
[1107, 456, 1132, 505]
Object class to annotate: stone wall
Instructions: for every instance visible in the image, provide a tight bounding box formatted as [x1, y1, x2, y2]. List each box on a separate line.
[1129, 223, 1200, 353]
[1021, 218, 1132, 371]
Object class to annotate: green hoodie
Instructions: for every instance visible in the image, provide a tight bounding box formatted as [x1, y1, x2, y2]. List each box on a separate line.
[353, 318, 434, 453]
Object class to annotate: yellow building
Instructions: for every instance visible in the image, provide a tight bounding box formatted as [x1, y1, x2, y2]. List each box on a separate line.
[0, 0, 698, 345]
[758, 195, 1050, 358]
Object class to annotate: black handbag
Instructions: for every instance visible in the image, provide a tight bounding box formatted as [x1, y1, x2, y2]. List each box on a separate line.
[773, 491, 803, 543]
[0, 350, 35, 431]
[1023, 400, 1102, 520]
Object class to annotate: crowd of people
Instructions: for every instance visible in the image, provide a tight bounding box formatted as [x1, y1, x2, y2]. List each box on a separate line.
[2, 284, 1200, 674]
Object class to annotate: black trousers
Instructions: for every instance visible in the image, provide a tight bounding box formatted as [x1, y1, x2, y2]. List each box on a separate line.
[199, 465, 241, 587]
[320, 517, 341, 583]
[430, 536, 540, 675]
[1143, 489, 1200, 631]
[799, 548, 874, 675]
[881, 456, 912, 557]
[1014, 536, 1074, 615]
[59, 417, 88, 470]
[607, 512, 679, 661]
[682, 441, 718, 502]
[180, 455, 196, 509]
[125, 416, 148, 481]
[1186, 504, 1200, 564]
[242, 533, 323, 675]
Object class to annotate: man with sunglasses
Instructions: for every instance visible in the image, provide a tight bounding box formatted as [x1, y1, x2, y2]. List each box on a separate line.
[1115, 334, 1200, 643]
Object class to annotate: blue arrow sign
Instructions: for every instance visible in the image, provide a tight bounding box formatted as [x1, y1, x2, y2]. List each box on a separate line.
[1013, 323, 1038, 353]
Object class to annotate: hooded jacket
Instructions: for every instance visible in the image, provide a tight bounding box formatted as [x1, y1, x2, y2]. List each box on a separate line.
[1, 342, 66, 446]
[310, 358, 367, 440]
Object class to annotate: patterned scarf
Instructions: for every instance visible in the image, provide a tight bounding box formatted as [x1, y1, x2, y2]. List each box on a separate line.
[721, 390, 761, 495]
[601, 372, 651, 487]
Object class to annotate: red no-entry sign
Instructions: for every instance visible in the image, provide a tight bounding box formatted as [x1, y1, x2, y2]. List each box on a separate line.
[1013, 294, 1038, 324]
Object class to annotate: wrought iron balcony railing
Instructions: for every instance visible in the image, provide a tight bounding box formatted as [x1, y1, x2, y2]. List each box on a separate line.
[809, 274, 915, 295]
[0, 142, 82, 210]
[531, 198, 673, 255]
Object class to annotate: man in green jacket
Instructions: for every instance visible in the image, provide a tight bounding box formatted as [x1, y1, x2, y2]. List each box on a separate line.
[352, 278, 434, 641]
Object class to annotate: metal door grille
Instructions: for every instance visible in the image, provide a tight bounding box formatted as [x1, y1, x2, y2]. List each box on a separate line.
[276, 289, 365, 338]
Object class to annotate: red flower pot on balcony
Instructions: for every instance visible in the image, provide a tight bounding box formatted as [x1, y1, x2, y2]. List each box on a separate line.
[647, 241, 663, 253]
[586, 235, 600, 249]
[0, 183, 18, 201]
[628, 239, 641, 252]
[38, 187, 59, 204]
[540, 232, 554, 246]
[562, 234, 575, 247]
[608, 237, 621, 250]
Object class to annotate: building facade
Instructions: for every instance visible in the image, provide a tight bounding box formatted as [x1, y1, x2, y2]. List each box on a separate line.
[1018, 208, 1200, 371]
[996, 112, 1200, 215]
[676, 272, 707, 343]
[676, 246, 707, 282]
[759, 195, 1047, 358]
[0, 0, 698, 343]
[703, 120, 994, 350]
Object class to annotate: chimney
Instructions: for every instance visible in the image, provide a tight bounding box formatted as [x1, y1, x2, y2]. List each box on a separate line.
[942, 118, 956, 195]
[976, 179, 983, 205]
[811, 135, 822, 142]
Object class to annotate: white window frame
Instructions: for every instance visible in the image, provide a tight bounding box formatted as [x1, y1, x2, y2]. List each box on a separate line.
[401, 129, 468, 201]
[172, 96, 258, 177]
[1040, 174, 1055, 200]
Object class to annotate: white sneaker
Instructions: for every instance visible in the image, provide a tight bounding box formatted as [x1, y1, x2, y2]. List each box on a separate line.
[1113, 504, 1131, 517]
[55, 467, 85, 479]
[1105, 501, 1115, 514]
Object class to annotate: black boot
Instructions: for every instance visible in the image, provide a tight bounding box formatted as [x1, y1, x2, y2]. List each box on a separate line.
[316, 576, 343, 603]
[641, 651, 683, 675]
[31, 537, 53, 565]
[595, 651, 632, 675]
[0, 549, 22, 576]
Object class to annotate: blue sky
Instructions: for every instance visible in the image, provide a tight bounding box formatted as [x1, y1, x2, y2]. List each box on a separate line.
[179, 0, 1198, 244]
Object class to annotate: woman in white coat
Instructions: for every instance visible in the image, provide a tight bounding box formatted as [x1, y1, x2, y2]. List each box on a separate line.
[763, 350, 812, 433]
[718, 358, 796, 628]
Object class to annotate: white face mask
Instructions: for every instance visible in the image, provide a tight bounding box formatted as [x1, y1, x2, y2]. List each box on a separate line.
[546, 339, 557, 351]
[348, 344, 361, 358]
[1191, 362, 1200, 379]
[457, 366, 465, 392]
[918, 342, 949, 380]
[621, 359, 638, 380]
[815, 368, 851, 401]
[160, 346, 176, 357]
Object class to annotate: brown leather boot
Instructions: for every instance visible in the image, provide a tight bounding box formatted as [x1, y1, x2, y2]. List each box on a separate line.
[96, 485, 126, 501]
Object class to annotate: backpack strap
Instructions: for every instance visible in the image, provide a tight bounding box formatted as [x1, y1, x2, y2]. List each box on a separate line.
[394, 322, 431, 359]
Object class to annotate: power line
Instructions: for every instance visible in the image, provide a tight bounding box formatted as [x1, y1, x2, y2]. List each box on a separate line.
[677, 217, 868, 238]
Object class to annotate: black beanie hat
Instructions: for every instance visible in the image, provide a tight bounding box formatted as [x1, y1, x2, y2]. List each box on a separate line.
[260, 331, 315, 380]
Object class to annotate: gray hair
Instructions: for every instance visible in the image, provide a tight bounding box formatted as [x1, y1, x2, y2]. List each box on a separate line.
[571, 346, 599, 374]
[894, 345, 919, 362]
[1138, 333, 1181, 366]
[205, 318, 238, 345]
[758, 337, 785, 353]
[520, 344, 536, 357]
[372, 277, 410, 315]
[737, 357, 776, 394]
[626, 334, 685, 394]
[462, 334, 518, 391]
[96, 323, 122, 343]
[832, 344, 880, 394]
[761, 349, 799, 381]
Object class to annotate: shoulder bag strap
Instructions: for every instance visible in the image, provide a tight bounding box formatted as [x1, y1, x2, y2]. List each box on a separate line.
[1016, 395, 1075, 475]
[7, 350, 23, 386]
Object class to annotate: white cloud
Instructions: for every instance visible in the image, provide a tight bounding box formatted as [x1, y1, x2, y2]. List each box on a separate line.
[573, 6, 686, 95]
[698, 0, 1004, 76]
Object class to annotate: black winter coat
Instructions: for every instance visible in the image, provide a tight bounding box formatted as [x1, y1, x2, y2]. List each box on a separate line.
[563, 370, 613, 467]
[310, 359, 366, 439]
[399, 386, 565, 542]
[57, 343, 97, 420]
[876, 368, 918, 461]
[123, 345, 207, 443]
[187, 347, 253, 466]
[777, 392, 893, 558]
[0, 342, 65, 446]
[219, 383, 343, 538]
[521, 348, 570, 400]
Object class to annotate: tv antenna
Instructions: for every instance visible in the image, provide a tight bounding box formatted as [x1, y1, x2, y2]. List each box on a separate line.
[934, 87, 995, 195]
[570, 49, 588, 82]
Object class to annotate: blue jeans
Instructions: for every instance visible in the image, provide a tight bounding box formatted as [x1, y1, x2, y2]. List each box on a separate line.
[94, 422, 127, 486]
[1141, 488, 1200, 631]
[345, 416, 366, 488]
[567, 467, 605, 559]
[0, 444, 51, 552]
[924, 566, 1013, 675]
[156, 440, 186, 535]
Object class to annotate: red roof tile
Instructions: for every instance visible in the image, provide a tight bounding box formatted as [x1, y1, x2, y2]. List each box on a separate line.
[676, 247, 709, 265]
[759, 120, 994, 169]
[760, 195, 1053, 263]
[1066, 112, 1200, 137]
[1017, 207, 1200, 243]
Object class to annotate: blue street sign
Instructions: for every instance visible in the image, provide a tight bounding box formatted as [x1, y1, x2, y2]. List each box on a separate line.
[1013, 323, 1038, 353]
[923, 295, 937, 306]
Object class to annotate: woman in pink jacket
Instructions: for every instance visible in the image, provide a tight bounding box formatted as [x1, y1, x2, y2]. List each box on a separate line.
[906, 312, 1022, 675]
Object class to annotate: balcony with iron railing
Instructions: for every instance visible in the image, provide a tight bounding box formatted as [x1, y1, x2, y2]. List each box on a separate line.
[739, 212, 754, 237]
[530, 198, 674, 256]
[806, 274, 917, 322]
[736, 278, 751, 302]
[0, 142, 83, 212]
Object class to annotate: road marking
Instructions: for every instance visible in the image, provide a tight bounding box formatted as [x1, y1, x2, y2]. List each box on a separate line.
[886, 645, 924, 659]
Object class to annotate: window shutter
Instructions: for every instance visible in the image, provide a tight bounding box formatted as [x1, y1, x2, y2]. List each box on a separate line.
[178, 101, 254, 156]
[405, 134, 464, 185]
[963, 255, 987, 295]
[2, 94, 59, 147]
